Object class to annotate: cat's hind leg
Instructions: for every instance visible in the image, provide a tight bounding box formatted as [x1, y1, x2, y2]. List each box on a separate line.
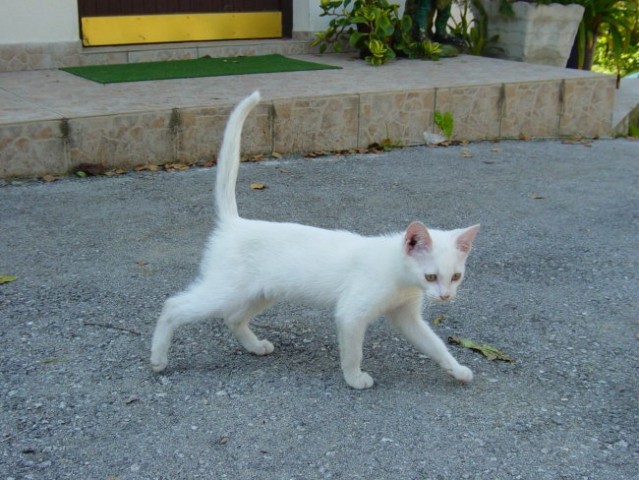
[150, 284, 224, 372]
[224, 296, 275, 355]
[387, 299, 473, 383]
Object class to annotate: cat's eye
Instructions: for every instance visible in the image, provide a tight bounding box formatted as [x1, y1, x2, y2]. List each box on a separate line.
[451, 273, 462, 282]
[425, 274, 438, 282]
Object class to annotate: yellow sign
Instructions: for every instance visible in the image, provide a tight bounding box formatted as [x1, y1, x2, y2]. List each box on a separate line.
[81, 12, 282, 46]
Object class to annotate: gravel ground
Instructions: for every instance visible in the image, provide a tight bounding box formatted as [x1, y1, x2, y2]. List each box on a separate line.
[1, 139, 638, 479]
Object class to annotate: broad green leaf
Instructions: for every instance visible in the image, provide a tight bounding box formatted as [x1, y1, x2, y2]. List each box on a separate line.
[348, 31, 366, 47]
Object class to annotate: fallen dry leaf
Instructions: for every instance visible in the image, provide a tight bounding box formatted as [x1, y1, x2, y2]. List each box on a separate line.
[304, 151, 330, 158]
[461, 149, 473, 158]
[42, 175, 58, 183]
[433, 315, 446, 326]
[198, 158, 217, 168]
[124, 395, 140, 405]
[244, 154, 264, 163]
[250, 182, 266, 190]
[104, 168, 128, 177]
[74, 163, 106, 176]
[0, 274, 17, 284]
[134, 164, 159, 172]
[271, 151, 283, 159]
[164, 163, 190, 171]
[448, 336, 514, 362]
[40, 358, 67, 365]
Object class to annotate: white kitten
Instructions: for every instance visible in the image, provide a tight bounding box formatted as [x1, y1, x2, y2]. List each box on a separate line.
[151, 91, 480, 389]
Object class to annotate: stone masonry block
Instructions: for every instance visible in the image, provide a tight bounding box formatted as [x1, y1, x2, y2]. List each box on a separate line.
[358, 90, 435, 148]
[67, 111, 175, 170]
[178, 102, 272, 163]
[560, 76, 616, 138]
[273, 95, 359, 153]
[434, 85, 502, 141]
[501, 81, 561, 139]
[0, 121, 65, 177]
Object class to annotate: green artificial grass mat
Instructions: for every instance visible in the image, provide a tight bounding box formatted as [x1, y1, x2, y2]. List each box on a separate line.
[61, 54, 341, 84]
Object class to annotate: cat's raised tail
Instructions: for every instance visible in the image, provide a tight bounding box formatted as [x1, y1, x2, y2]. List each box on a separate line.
[215, 90, 262, 222]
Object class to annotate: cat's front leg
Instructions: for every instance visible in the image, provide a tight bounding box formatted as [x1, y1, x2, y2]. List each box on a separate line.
[387, 301, 473, 384]
[336, 316, 374, 389]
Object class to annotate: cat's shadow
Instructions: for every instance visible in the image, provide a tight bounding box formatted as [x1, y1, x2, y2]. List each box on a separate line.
[160, 319, 455, 389]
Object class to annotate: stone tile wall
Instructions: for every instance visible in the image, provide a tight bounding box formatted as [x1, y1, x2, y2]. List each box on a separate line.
[0, 121, 66, 177]
[359, 91, 435, 147]
[560, 77, 616, 138]
[177, 103, 272, 164]
[67, 112, 176, 169]
[501, 81, 562, 139]
[273, 96, 359, 153]
[0, 76, 616, 178]
[435, 85, 503, 141]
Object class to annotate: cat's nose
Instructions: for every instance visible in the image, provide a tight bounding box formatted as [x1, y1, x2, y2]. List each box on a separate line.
[439, 294, 451, 301]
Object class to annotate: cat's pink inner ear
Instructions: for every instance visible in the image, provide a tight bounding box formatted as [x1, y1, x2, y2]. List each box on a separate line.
[404, 222, 433, 255]
[456, 224, 480, 253]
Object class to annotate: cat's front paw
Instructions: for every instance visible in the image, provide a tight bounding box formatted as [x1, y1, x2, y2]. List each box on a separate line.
[249, 339, 274, 356]
[344, 371, 375, 389]
[150, 355, 168, 373]
[450, 365, 473, 384]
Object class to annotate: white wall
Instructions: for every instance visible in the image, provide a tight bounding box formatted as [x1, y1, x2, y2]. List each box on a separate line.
[0, 0, 79, 44]
[293, 0, 327, 33]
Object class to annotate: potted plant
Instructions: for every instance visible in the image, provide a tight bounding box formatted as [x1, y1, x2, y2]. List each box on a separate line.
[311, 0, 456, 65]
[472, 0, 586, 67]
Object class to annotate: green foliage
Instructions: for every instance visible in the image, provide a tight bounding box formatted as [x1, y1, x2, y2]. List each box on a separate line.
[594, 35, 639, 76]
[421, 40, 443, 57]
[312, 0, 455, 65]
[434, 110, 455, 138]
[449, 0, 501, 56]
[574, 0, 636, 70]
[593, 1, 639, 77]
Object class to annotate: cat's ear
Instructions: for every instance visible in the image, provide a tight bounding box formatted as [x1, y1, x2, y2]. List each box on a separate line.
[456, 224, 480, 253]
[404, 222, 433, 256]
